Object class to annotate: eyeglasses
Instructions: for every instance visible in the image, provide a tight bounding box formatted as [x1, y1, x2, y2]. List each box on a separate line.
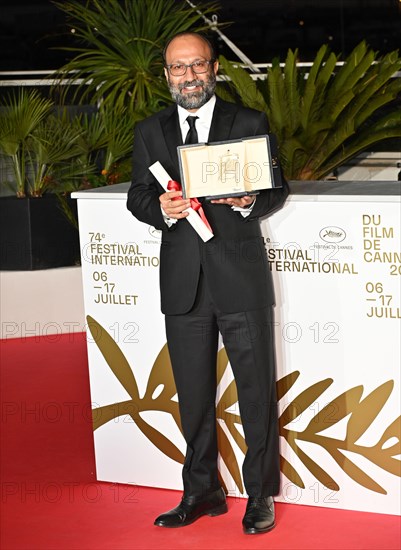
[165, 59, 215, 77]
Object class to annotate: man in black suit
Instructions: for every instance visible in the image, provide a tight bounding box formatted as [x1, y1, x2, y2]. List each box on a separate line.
[127, 31, 288, 534]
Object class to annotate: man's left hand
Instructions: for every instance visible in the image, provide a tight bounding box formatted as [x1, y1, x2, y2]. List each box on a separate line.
[210, 195, 256, 208]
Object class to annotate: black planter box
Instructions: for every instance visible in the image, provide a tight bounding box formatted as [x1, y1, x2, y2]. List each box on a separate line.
[0, 195, 80, 270]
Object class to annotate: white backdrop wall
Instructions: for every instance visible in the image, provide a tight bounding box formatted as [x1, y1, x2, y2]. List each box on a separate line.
[0, 267, 86, 339]
[73, 182, 401, 515]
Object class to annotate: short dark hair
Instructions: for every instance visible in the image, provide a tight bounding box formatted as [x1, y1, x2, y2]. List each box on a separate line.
[163, 31, 216, 64]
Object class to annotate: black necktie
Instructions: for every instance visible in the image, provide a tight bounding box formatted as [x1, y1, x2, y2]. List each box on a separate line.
[185, 116, 199, 144]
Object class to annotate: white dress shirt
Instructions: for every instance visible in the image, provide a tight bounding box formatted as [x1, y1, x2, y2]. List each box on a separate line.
[177, 94, 216, 144]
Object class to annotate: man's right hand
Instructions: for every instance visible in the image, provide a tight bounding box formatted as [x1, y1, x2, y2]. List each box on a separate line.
[159, 191, 191, 219]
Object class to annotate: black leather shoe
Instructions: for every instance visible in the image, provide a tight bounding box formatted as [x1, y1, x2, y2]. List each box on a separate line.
[154, 488, 227, 528]
[242, 496, 275, 534]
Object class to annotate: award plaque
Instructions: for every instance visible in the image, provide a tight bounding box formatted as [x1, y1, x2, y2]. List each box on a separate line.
[177, 134, 283, 200]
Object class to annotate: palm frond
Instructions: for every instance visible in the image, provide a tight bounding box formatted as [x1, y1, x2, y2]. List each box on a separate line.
[217, 56, 267, 112]
[300, 44, 329, 129]
[266, 58, 288, 139]
[99, 106, 137, 172]
[0, 90, 53, 195]
[318, 111, 401, 178]
[27, 112, 84, 196]
[283, 49, 301, 135]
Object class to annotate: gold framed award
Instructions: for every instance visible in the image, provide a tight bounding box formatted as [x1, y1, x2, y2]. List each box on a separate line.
[177, 134, 283, 199]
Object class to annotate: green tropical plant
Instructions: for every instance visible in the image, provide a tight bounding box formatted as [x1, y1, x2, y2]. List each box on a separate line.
[0, 90, 53, 196]
[99, 105, 138, 176]
[0, 90, 85, 197]
[27, 112, 85, 197]
[69, 103, 137, 189]
[218, 41, 401, 180]
[54, 0, 218, 117]
[0, 89, 137, 201]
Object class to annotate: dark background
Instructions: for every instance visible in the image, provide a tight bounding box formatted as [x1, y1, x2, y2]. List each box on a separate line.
[0, 0, 400, 71]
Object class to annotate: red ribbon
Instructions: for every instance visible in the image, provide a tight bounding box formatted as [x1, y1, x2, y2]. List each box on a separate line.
[167, 180, 212, 233]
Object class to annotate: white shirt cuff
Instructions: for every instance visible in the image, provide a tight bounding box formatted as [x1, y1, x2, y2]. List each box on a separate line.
[231, 197, 256, 218]
[161, 205, 178, 227]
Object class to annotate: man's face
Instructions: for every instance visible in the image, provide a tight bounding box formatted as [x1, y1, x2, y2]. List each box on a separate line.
[164, 35, 219, 112]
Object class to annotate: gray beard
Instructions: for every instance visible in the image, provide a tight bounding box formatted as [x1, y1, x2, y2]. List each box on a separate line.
[168, 73, 216, 110]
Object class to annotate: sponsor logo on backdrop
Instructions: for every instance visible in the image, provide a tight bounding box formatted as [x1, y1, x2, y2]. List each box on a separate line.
[149, 227, 161, 239]
[143, 226, 162, 245]
[266, 225, 356, 273]
[319, 226, 346, 243]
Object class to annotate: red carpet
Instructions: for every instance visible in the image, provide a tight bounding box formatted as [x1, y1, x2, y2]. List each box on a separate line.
[1, 334, 400, 550]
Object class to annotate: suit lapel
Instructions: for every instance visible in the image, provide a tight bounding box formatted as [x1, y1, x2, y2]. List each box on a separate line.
[160, 105, 182, 176]
[208, 97, 237, 142]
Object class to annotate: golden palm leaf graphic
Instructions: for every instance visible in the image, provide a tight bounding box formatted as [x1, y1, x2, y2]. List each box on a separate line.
[87, 315, 401, 495]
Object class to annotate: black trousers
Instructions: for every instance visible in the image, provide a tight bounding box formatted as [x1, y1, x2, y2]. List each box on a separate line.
[165, 271, 280, 498]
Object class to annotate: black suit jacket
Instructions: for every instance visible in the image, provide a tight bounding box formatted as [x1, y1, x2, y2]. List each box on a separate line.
[127, 97, 289, 315]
